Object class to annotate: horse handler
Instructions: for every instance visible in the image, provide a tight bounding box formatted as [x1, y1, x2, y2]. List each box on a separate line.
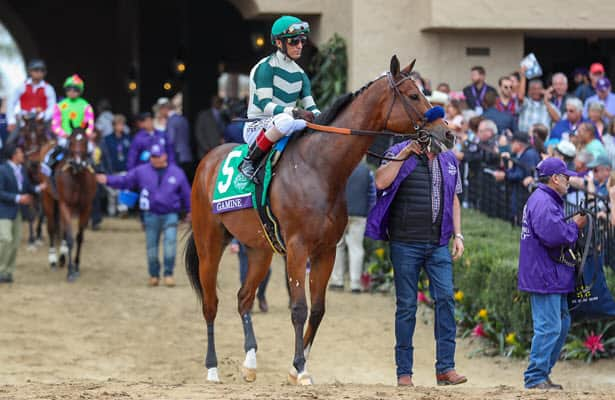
[518, 157, 586, 390]
[365, 140, 467, 387]
[96, 143, 191, 287]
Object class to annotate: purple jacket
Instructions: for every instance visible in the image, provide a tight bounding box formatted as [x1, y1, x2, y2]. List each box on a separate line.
[517, 184, 579, 294]
[365, 141, 459, 246]
[127, 129, 175, 170]
[166, 113, 193, 163]
[106, 163, 191, 215]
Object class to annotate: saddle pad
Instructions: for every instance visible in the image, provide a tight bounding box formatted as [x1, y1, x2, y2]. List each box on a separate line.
[212, 144, 275, 214]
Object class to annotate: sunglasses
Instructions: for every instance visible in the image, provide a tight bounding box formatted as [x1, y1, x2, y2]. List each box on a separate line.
[65, 86, 81, 92]
[501, 85, 512, 89]
[286, 36, 307, 47]
[566, 109, 576, 113]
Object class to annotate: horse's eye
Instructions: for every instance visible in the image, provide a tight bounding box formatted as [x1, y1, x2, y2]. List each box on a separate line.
[409, 94, 419, 100]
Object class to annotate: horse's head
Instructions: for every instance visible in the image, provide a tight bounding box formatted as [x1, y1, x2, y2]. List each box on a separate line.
[68, 126, 89, 171]
[20, 112, 47, 164]
[375, 55, 454, 153]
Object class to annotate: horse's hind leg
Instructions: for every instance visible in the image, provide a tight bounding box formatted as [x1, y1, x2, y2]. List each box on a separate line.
[73, 208, 90, 276]
[237, 246, 273, 382]
[193, 216, 228, 382]
[36, 202, 45, 245]
[302, 247, 336, 372]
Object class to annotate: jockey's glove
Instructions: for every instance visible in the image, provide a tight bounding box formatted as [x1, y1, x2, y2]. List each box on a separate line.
[292, 108, 315, 123]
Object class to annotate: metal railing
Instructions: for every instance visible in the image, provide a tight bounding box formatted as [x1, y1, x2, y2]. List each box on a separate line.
[463, 163, 614, 268]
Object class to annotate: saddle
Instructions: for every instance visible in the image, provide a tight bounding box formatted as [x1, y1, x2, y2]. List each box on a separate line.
[212, 137, 291, 254]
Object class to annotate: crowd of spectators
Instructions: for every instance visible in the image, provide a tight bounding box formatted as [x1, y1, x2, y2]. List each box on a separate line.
[396, 61, 615, 226]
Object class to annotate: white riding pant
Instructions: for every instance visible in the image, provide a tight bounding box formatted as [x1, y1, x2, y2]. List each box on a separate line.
[330, 216, 367, 290]
[242, 113, 307, 146]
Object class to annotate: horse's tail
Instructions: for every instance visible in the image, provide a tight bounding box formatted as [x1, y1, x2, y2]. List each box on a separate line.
[184, 228, 203, 301]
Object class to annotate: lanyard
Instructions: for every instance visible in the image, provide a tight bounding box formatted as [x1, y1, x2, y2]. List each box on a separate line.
[471, 84, 487, 104]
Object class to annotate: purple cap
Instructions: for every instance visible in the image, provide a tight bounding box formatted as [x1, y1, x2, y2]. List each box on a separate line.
[150, 143, 165, 157]
[537, 157, 577, 177]
[596, 77, 611, 91]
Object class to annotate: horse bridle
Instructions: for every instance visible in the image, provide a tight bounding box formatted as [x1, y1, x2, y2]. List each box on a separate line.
[381, 71, 431, 147]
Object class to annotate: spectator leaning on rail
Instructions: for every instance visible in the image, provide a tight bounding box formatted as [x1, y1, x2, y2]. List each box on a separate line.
[96, 143, 191, 287]
[518, 157, 587, 390]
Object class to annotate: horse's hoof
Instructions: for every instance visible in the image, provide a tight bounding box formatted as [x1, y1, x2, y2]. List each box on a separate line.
[50, 263, 57, 271]
[288, 368, 312, 385]
[35, 239, 44, 247]
[207, 367, 221, 383]
[59, 254, 66, 267]
[297, 372, 313, 385]
[27, 244, 37, 253]
[242, 366, 257, 382]
[67, 273, 78, 282]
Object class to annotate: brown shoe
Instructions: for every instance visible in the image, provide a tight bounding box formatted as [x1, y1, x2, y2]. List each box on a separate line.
[148, 277, 159, 287]
[163, 276, 176, 287]
[436, 370, 467, 386]
[397, 375, 414, 387]
[528, 381, 562, 390]
[547, 378, 563, 390]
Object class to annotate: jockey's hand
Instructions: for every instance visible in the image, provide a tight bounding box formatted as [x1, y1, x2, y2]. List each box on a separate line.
[37, 182, 48, 192]
[230, 242, 240, 254]
[183, 212, 192, 223]
[7, 123, 16, 133]
[96, 174, 108, 184]
[292, 108, 315, 123]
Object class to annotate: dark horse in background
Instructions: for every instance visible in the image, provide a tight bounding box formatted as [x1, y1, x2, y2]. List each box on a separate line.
[40, 127, 97, 281]
[18, 113, 48, 251]
[185, 56, 453, 384]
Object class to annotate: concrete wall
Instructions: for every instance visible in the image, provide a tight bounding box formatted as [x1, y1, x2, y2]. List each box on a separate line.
[232, 0, 614, 93]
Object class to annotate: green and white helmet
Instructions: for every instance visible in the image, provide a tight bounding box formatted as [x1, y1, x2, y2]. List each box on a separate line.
[270, 15, 310, 45]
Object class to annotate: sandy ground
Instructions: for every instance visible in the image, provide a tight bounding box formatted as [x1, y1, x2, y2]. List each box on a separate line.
[1, 218, 615, 399]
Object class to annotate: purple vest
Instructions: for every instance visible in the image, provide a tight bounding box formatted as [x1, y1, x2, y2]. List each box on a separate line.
[365, 141, 459, 246]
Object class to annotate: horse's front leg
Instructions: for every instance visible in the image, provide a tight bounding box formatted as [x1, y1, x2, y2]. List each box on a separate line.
[302, 246, 336, 366]
[285, 239, 311, 385]
[58, 202, 76, 282]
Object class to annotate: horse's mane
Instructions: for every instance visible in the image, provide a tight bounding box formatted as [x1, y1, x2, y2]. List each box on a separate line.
[313, 92, 354, 126]
[311, 74, 385, 127]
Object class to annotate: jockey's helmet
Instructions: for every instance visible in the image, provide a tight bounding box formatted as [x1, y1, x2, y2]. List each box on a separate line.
[63, 74, 85, 93]
[270, 15, 310, 45]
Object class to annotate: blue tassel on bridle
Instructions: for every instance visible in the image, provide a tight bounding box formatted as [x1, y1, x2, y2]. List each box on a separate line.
[425, 105, 445, 123]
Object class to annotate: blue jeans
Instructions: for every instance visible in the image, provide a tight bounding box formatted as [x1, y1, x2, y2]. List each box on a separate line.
[389, 241, 456, 377]
[524, 293, 570, 388]
[238, 242, 271, 300]
[143, 212, 178, 278]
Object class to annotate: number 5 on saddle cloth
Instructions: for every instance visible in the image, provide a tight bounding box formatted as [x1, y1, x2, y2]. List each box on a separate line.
[211, 136, 290, 254]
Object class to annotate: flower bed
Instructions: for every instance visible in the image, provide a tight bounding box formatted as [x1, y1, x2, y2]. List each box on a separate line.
[363, 209, 615, 362]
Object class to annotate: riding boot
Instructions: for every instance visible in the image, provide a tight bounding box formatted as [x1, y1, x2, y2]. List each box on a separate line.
[238, 143, 267, 184]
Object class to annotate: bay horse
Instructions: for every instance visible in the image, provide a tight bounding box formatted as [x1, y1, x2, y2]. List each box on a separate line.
[185, 56, 453, 384]
[19, 114, 48, 250]
[41, 128, 97, 281]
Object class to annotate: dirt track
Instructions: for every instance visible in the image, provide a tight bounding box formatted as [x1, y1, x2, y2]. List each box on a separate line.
[2, 218, 615, 399]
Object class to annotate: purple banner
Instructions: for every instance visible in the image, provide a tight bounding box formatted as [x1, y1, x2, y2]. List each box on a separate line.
[212, 194, 253, 214]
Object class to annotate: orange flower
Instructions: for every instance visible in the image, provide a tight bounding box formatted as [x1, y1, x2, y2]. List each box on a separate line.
[60, 103, 68, 110]
[69, 111, 77, 120]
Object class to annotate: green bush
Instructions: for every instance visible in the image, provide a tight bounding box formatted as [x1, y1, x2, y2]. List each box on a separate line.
[308, 33, 347, 108]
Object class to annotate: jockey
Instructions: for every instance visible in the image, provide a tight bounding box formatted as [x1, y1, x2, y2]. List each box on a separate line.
[41, 74, 95, 176]
[238, 15, 321, 182]
[6, 59, 57, 133]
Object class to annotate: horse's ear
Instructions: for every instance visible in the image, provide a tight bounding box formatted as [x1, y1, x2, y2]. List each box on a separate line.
[408, 59, 416, 73]
[390, 55, 400, 76]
